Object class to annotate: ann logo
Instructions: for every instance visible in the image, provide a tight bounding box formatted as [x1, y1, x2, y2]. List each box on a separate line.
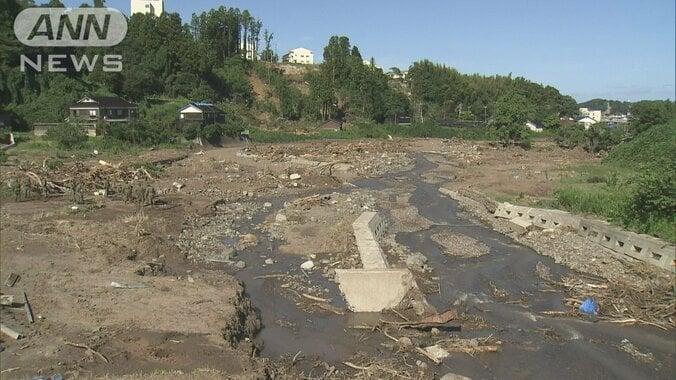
[28, 13, 111, 42]
[14, 7, 127, 47]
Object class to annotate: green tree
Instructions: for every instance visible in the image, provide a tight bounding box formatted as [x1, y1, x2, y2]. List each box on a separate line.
[629, 100, 673, 135]
[491, 93, 534, 147]
[542, 113, 561, 130]
[260, 29, 276, 62]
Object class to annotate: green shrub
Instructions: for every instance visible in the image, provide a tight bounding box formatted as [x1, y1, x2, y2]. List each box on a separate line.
[605, 122, 676, 169]
[44, 159, 63, 170]
[624, 163, 676, 238]
[44, 123, 88, 150]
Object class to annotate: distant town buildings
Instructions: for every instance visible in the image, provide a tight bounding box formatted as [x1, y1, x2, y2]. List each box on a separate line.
[131, 0, 164, 17]
[579, 107, 602, 122]
[282, 48, 314, 65]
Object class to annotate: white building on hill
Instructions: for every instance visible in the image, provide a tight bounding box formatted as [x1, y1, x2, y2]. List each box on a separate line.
[579, 107, 602, 122]
[131, 0, 164, 17]
[282, 47, 314, 65]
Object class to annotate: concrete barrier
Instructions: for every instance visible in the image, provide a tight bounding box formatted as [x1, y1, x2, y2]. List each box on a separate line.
[352, 212, 388, 269]
[335, 269, 415, 312]
[578, 219, 674, 271]
[492, 202, 674, 272]
[335, 212, 417, 312]
[494, 203, 581, 229]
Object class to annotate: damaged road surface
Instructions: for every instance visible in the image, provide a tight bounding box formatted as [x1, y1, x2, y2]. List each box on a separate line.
[1, 140, 673, 379]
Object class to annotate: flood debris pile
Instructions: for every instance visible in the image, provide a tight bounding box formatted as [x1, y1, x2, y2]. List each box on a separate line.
[548, 273, 675, 329]
[1, 159, 164, 203]
[246, 140, 415, 176]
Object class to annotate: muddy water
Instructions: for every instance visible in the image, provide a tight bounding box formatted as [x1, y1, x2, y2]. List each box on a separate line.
[228, 155, 673, 379]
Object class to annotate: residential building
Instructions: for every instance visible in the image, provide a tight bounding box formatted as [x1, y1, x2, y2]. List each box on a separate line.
[282, 48, 314, 65]
[69, 96, 138, 123]
[131, 0, 164, 17]
[579, 107, 602, 122]
[178, 102, 225, 126]
[577, 116, 597, 130]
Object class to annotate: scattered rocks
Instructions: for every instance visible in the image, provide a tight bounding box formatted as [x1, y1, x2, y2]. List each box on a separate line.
[235, 260, 246, 269]
[398, 337, 412, 347]
[300, 260, 315, 270]
[431, 230, 490, 258]
[275, 213, 288, 223]
[424, 344, 450, 360]
[263, 202, 273, 208]
[619, 339, 654, 363]
[239, 234, 259, 248]
[264, 258, 274, 265]
[405, 252, 428, 271]
[289, 173, 302, 180]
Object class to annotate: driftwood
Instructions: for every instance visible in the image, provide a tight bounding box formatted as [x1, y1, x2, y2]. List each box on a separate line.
[301, 293, 331, 303]
[379, 309, 459, 330]
[22, 291, 34, 324]
[64, 341, 109, 363]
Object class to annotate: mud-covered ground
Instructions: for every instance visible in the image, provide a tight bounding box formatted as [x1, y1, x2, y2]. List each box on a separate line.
[1, 139, 672, 379]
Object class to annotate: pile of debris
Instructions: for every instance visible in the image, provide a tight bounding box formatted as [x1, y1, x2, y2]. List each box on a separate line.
[3, 160, 158, 201]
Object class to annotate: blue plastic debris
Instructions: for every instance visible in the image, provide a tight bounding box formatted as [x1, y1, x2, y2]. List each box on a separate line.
[579, 297, 598, 315]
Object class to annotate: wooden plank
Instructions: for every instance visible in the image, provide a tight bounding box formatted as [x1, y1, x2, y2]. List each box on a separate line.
[22, 290, 34, 324]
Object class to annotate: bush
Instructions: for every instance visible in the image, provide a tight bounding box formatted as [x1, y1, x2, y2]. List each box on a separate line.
[44, 123, 88, 149]
[44, 159, 63, 170]
[605, 122, 676, 169]
[625, 163, 676, 236]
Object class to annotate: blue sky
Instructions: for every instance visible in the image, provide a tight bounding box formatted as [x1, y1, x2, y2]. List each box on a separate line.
[42, 0, 675, 102]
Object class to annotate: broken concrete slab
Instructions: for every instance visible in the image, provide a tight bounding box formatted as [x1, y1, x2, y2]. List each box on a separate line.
[508, 217, 536, 234]
[335, 268, 415, 312]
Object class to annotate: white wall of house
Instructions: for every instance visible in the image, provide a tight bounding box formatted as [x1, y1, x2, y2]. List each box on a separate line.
[578, 116, 597, 130]
[283, 47, 314, 64]
[579, 107, 602, 122]
[131, 0, 164, 17]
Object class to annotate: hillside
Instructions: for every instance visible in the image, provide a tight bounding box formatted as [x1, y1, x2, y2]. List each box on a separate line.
[578, 98, 632, 114]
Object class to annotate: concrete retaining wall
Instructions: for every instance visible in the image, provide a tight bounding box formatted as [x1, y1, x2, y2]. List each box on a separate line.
[352, 212, 389, 269]
[578, 219, 674, 271]
[494, 203, 581, 230]
[336, 212, 417, 312]
[493, 202, 674, 272]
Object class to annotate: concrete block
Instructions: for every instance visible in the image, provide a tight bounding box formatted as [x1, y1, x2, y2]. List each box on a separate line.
[335, 268, 415, 312]
[508, 217, 535, 234]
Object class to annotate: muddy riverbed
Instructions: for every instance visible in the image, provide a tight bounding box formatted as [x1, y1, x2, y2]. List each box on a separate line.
[210, 154, 674, 379]
[1, 140, 671, 379]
